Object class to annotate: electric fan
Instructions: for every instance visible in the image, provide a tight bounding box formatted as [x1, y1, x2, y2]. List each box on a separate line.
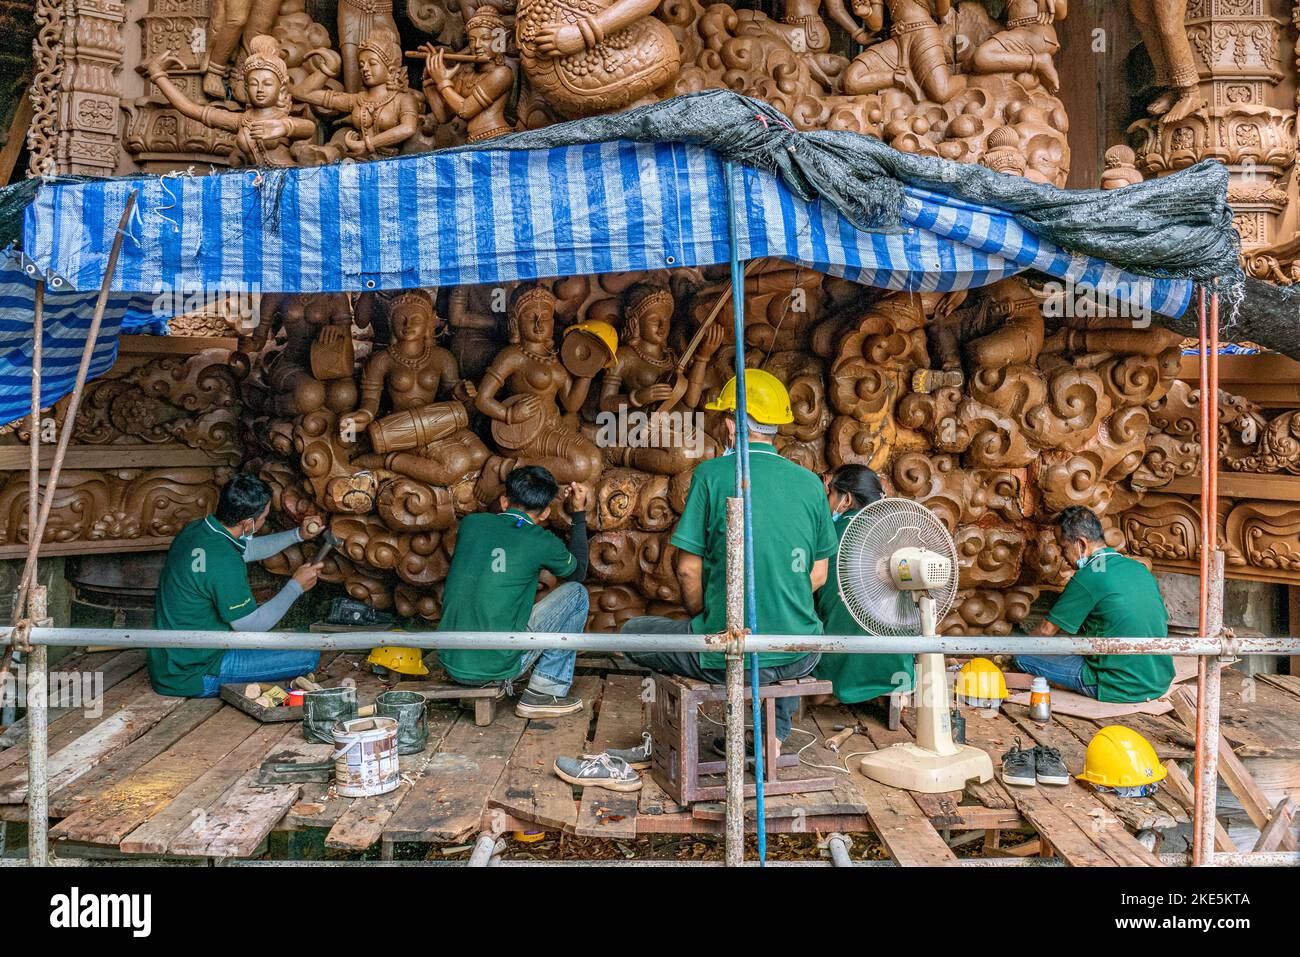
[836, 498, 994, 792]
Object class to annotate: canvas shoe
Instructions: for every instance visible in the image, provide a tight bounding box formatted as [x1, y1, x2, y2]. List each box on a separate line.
[1001, 736, 1037, 787]
[1033, 744, 1070, 786]
[553, 753, 643, 792]
[515, 690, 584, 718]
[584, 731, 653, 770]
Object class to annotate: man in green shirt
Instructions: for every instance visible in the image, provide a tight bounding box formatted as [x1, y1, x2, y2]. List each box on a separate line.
[150, 474, 325, 697]
[1016, 505, 1173, 703]
[439, 465, 591, 718]
[619, 370, 837, 746]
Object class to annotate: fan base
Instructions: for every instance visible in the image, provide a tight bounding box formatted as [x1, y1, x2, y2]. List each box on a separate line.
[859, 743, 994, 794]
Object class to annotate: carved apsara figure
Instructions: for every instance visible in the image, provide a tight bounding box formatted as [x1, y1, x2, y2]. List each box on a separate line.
[475, 284, 603, 488]
[292, 30, 420, 163]
[203, 0, 282, 99]
[841, 0, 961, 104]
[516, 0, 681, 117]
[421, 7, 518, 143]
[342, 291, 490, 505]
[1128, 0, 1204, 123]
[970, 0, 1065, 94]
[338, 0, 401, 93]
[140, 37, 316, 168]
[596, 283, 722, 474]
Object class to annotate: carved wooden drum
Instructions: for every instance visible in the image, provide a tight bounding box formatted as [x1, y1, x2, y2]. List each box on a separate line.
[368, 402, 468, 453]
[491, 394, 546, 450]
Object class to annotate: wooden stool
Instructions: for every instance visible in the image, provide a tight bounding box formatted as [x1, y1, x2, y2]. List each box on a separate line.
[392, 676, 506, 727]
[650, 673, 836, 804]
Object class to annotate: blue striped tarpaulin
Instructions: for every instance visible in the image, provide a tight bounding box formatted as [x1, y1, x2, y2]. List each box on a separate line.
[22, 142, 1192, 318]
[0, 250, 160, 427]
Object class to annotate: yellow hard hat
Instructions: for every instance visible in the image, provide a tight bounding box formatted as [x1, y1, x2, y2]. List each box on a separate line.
[563, 320, 619, 368]
[706, 368, 794, 424]
[953, 657, 1009, 705]
[1075, 725, 1167, 789]
[367, 646, 429, 676]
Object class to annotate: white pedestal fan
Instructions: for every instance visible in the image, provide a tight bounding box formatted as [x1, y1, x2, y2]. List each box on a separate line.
[836, 498, 994, 793]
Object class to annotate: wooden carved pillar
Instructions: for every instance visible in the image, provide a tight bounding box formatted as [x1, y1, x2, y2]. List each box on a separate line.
[1131, 1, 1297, 251]
[27, 0, 68, 175]
[54, 0, 127, 175]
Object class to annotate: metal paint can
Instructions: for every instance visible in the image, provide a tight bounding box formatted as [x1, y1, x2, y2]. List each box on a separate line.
[331, 716, 401, 797]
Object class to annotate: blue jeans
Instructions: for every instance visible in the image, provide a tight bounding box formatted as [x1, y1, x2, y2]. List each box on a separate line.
[199, 649, 321, 698]
[1013, 654, 1099, 698]
[479, 581, 586, 697]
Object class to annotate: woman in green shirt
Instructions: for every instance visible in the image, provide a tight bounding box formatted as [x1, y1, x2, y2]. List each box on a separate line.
[813, 466, 915, 704]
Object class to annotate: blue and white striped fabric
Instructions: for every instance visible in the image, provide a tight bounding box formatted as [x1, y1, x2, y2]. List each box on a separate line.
[22, 142, 1192, 318]
[0, 250, 160, 427]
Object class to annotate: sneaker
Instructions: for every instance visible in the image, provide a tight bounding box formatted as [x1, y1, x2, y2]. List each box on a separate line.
[585, 731, 652, 770]
[1001, 736, 1037, 787]
[515, 690, 584, 718]
[553, 754, 643, 792]
[1033, 744, 1070, 786]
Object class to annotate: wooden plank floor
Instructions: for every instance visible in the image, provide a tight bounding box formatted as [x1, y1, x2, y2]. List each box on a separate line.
[2, 653, 1296, 864]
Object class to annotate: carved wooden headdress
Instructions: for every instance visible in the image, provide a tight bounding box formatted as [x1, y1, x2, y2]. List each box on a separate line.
[623, 283, 674, 341]
[243, 35, 292, 108]
[507, 284, 556, 344]
[358, 29, 408, 89]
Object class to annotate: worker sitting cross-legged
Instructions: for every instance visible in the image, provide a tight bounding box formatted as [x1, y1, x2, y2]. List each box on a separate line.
[438, 465, 590, 719]
[149, 474, 325, 698]
[813, 465, 915, 707]
[1016, 505, 1173, 702]
[614, 370, 838, 771]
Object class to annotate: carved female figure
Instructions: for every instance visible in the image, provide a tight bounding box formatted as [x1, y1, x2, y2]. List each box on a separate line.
[140, 36, 316, 168]
[515, 0, 681, 117]
[341, 291, 489, 496]
[292, 29, 420, 163]
[475, 284, 603, 486]
[596, 284, 721, 474]
[841, 0, 961, 104]
[420, 7, 518, 143]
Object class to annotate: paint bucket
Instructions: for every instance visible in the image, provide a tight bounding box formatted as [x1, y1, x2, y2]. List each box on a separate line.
[376, 690, 429, 755]
[331, 716, 401, 797]
[302, 686, 357, 744]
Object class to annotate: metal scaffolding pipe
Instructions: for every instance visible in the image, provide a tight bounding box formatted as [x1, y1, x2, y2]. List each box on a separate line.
[13, 626, 1293, 657]
[826, 834, 854, 867]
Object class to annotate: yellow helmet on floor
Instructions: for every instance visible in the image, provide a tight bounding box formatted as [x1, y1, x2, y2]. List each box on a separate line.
[563, 320, 619, 368]
[706, 369, 793, 424]
[1075, 725, 1167, 789]
[953, 657, 1009, 707]
[367, 646, 429, 676]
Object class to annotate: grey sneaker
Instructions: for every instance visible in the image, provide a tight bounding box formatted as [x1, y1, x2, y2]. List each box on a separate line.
[1033, 744, 1070, 786]
[553, 753, 643, 792]
[585, 731, 652, 770]
[515, 690, 584, 718]
[1001, 736, 1037, 787]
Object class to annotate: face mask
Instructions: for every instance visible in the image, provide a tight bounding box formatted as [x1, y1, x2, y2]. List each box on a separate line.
[1074, 555, 1087, 570]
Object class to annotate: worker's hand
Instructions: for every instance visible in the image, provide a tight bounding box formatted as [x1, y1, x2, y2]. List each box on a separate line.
[564, 482, 590, 514]
[292, 561, 324, 591]
[299, 514, 325, 540]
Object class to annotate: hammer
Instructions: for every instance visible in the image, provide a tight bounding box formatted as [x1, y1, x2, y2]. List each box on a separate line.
[825, 723, 863, 753]
[313, 529, 343, 564]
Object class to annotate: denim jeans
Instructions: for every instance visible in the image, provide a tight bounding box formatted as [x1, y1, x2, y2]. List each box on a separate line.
[488, 581, 586, 697]
[621, 615, 820, 741]
[199, 649, 321, 698]
[1013, 654, 1099, 698]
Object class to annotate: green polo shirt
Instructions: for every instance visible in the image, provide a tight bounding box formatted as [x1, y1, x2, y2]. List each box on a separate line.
[813, 509, 915, 702]
[672, 444, 837, 670]
[148, 516, 256, 696]
[438, 509, 578, 683]
[1046, 547, 1173, 703]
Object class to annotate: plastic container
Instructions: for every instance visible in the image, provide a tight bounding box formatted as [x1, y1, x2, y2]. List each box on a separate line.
[303, 686, 358, 743]
[376, 689, 429, 754]
[1029, 676, 1052, 724]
